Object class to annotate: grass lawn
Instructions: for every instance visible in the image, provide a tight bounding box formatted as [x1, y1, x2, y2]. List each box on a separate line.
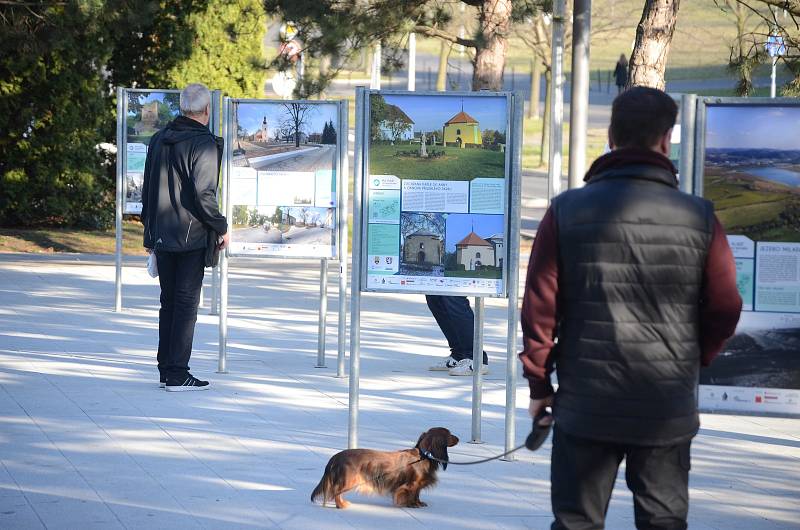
[369, 144, 505, 180]
[706, 175, 800, 241]
[0, 221, 146, 255]
[444, 268, 502, 279]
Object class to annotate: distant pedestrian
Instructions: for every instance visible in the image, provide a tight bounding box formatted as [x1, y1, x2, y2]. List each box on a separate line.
[141, 83, 228, 392]
[519, 86, 742, 529]
[614, 53, 628, 94]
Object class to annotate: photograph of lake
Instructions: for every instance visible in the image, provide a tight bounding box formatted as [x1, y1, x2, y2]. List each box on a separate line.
[703, 104, 800, 242]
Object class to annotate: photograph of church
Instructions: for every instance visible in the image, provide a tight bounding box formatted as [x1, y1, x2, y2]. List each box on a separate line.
[367, 93, 508, 182]
[404, 230, 444, 266]
[399, 212, 446, 275]
[444, 214, 505, 278]
[455, 231, 494, 271]
[442, 107, 482, 148]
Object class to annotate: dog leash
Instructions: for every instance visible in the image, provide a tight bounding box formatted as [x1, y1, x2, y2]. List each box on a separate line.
[421, 413, 554, 466]
[420, 443, 526, 465]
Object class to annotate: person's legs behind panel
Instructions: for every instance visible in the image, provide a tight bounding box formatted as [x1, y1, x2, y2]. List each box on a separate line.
[426, 295, 462, 370]
[435, 296, 488, 376]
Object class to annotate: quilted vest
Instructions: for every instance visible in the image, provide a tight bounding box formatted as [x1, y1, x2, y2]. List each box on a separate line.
[552, 164, 714, 446]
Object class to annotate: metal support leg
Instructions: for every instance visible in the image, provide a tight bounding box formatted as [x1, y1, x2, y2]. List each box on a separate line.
[218, 253, 228, 373]
[114, 87, 124, 313]
[348, 87, 366, 449]
[210, 265, 219, 315]
[317, 258, 329, 368]
[336, 99, 350, 378]
[471, 297, 485, 444]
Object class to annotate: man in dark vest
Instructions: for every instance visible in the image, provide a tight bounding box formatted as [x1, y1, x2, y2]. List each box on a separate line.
[142, 83, 228, 391]
[519, 87, 742, 529]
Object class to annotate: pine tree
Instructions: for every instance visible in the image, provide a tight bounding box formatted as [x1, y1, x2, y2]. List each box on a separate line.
[165, 0, 267, 98]
[0, 0, 267, 228]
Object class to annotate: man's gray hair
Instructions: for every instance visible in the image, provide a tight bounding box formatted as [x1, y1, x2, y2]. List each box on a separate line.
[180, 83, 211, 115]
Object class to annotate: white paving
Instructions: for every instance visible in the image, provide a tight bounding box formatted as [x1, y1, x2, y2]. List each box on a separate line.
[0, 254, 798, 530]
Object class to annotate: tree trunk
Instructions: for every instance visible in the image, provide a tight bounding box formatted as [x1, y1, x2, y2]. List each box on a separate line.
[529, 59, 541, 119]
[363, 48, 371, 78]
[539, 69, 551, 167]
[471, 0, 512, 90]
[436, 41, 451, 91]
[628, 0, 681, 89]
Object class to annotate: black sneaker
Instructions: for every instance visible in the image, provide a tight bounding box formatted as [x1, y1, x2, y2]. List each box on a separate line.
[165, 374, 210, 392]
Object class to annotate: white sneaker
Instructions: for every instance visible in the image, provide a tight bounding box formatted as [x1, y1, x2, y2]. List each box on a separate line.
[448, 359, 489, 376]
[429, 356, 458, 371]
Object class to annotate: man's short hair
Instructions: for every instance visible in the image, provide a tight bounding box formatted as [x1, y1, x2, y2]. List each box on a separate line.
[609, 87, 677, 149]
[180, 83, 211, 116]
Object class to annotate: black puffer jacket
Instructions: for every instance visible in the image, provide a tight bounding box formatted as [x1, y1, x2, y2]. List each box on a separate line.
[141, 116, 227, 252]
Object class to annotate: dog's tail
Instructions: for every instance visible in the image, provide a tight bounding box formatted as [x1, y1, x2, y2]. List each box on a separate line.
[311, 465, 333, 503]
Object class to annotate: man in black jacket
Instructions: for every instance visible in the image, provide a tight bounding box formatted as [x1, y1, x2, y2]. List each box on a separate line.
[520, 87, 742, 529]
[141, 83, 228, 392]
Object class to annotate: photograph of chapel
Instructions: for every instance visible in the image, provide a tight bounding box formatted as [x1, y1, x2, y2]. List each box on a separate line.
[126, 92, 180, 145]
[444, 214, 505, 279]
[399, 212, 446, 276]
[368, 93, 508, 181]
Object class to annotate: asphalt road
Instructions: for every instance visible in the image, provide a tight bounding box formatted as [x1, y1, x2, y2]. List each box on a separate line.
[234, 226, 282, 244]
[250, 144, 336, 171]
[282, 225, 333, 246]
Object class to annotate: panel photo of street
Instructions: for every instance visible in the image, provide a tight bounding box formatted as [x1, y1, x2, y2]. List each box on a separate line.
[229, 101, 338, 258]
[704, 105, 800, 243]
[232, 101, 337, 172]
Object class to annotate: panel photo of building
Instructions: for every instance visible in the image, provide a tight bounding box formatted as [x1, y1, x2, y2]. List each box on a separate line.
[399, 212, 446, 276]
[444, 214, 504, 279]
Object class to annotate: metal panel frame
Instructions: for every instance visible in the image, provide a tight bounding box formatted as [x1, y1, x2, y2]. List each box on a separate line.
[356, 89, 516, 299]
[693, 96, 800, 197]
[114, 88, 182, 312]
[693, 95, 800, 418]
[224, 98, 345, 261]
[347, 88, 524, 450]
[218, 97, 350, 373]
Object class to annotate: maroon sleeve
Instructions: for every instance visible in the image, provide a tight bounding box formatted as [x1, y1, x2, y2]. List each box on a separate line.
[519, 207, 559, 399]
[699, 216, 743, 366]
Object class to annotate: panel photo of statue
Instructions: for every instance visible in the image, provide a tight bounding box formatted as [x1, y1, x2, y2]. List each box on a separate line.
[368, 94, 507, 181]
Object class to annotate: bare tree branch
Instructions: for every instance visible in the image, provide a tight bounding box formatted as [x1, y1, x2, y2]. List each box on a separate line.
[413, 24, 479, 48]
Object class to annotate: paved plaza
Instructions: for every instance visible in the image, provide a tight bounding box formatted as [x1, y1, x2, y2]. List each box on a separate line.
[0, 254, 798, 529]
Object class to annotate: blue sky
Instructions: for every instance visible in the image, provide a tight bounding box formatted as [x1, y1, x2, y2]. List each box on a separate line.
[237, 102, 337, 137]
[706, 105, 800, 150]
[382, 94, 507, 133]
[445, 213, 504, 252]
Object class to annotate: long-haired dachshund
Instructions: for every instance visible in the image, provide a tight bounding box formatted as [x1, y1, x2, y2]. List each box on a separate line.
[311, 427, 459, 509]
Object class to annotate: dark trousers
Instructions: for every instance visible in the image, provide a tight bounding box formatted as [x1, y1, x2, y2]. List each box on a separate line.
[551, 426, 690, 530]
[155, 249, 206, 380]
[425, 295, 487, 364]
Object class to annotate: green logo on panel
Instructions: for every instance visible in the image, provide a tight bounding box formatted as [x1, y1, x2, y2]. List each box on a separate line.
[373, 179, 380, 187]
